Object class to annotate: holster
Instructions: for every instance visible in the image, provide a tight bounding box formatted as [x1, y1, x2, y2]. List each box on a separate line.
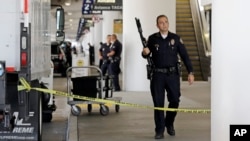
[146, 64, 153, 80]
[177, 62, 181, 75]
[103, 59, 110, 64]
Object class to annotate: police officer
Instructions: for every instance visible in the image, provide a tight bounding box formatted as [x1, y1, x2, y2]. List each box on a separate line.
[142, 15, 194, 139]
[99, 35, 111, 75]
[108, 34, 122, 91]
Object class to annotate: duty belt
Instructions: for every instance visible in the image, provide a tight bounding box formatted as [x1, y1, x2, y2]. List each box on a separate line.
[110, 56, 121, 63]
[153, 67, 177, 74]
[103, 59, 110, 64]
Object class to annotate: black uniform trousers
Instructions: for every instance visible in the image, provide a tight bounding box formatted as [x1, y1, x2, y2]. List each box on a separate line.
[150, 71, 180, 134]
[108, 60, 121, 91]
[100, 60, 109, 76]
[99, 59, 103, 68]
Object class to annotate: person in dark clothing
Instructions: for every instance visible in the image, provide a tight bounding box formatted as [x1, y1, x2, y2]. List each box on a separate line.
[88, 43, 95, 65]
[99, 35, 111, 75]
[65, 41, 72, 67]
[142, 15, 194, 139]
[108, 34, 122, 91]
[98, 42, 104, 68]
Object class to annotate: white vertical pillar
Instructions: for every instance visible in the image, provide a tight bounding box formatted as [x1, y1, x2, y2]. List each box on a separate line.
[123, 0, 176, 91]
[212, 0, 250, 140]
[102, 11, 122, 41]
[93, 21, 103, 65]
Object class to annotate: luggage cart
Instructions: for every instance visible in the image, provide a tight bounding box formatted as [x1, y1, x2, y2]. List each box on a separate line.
[66, 66, 122, 116]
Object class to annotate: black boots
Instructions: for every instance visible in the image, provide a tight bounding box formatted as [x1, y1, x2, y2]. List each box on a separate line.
[154, 133, 164, 139]
[166, 125, 175, 136]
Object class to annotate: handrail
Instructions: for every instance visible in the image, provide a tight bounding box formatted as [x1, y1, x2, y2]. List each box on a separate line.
[190, 0, 211, 56]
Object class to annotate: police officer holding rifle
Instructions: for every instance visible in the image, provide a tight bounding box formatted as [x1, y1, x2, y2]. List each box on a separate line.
[136, 15, 194, 139]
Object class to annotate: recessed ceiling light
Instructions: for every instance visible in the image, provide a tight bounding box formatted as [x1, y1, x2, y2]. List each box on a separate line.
[65, 2, 71, 6]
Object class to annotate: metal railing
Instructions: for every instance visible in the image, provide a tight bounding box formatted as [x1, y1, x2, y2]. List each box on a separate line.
[190, 0, 211, 57]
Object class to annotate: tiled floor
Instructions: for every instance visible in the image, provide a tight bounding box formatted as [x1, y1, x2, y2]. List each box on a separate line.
[42, 75, 210, 141]
[42, 76, 70, 141]
[66, 80, 211, 141]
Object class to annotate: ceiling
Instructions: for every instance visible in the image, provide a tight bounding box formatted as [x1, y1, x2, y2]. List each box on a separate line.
[51, 0, 83, 40]
[50, 0, 122, 41]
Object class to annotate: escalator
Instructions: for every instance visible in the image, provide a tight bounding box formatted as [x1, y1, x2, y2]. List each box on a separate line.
[176, 0, 211, 81]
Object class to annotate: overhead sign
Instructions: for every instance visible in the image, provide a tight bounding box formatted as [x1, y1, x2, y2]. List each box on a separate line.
[76, 18, 85, 40]
[95, 0, 122, 5]
[93, 0, 122, 11]
[96, 0, 116, 3]
[82, 0, 93, 14]
[92, 5, 122, 11]
[82, 0, 102, 15]
[82, 0, 122, 14]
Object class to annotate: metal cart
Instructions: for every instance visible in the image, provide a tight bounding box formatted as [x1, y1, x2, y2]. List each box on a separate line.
[66, 66, 122, 116]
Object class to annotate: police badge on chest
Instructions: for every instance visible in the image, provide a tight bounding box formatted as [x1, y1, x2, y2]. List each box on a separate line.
[169, 39, 175, 50]
[154, 44, 159, 51]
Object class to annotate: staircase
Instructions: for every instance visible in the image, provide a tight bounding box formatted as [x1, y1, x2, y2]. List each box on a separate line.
[176, 0, 210, 81]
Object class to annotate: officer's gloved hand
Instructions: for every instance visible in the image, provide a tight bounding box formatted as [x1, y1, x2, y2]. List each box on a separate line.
[142, 47, 150, 55]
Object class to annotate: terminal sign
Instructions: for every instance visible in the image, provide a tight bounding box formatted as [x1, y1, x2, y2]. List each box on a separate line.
[97, 0, 115, 3]
[93, 0, 122, 11]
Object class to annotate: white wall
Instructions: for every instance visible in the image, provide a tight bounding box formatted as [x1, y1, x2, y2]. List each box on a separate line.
[102, 11, 122, 41]
[200, 0, 212, 6]
[123, 0, 176, 91]
[0, 0, 20, 69]
[212, 0, 250, 140]
[93, 21, 103, 65]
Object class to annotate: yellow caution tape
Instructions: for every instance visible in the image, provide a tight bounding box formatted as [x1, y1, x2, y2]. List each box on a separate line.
[18, 85, 27, 91]
[18, 78, 211, 114]
[19, 77, 31, 91]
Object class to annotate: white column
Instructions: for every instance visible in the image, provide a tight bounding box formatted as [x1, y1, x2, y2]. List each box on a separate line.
[123, 0, 176, 91]
[93, 21, 103, 65]
[212, 0, 250, 140]
[102, 11, 122, 41]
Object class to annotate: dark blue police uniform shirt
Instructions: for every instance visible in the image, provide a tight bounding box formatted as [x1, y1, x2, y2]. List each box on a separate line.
[143, 32, 193, 73]
[110, 40, 122, 58]
[99, 43, 111, 60]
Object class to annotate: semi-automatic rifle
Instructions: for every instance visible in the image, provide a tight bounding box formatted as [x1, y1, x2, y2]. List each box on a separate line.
[135, 17, 154, 79]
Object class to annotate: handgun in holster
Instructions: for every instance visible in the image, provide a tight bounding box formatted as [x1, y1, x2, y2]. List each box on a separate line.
[146, 64, 153, 80]
[177, 59, 182, 75]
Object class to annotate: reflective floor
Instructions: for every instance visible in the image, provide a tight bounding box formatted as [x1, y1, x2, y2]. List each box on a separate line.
[43, 76, 210, 141]
[42, 76, 70, 141]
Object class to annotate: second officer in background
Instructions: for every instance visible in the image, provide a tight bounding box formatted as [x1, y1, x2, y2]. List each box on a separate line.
[99, 35, 111, 75]
[108, 34, 122, 91]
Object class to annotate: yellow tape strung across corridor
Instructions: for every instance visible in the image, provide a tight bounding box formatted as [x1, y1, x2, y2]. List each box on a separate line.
[18, 78, 211, 114]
